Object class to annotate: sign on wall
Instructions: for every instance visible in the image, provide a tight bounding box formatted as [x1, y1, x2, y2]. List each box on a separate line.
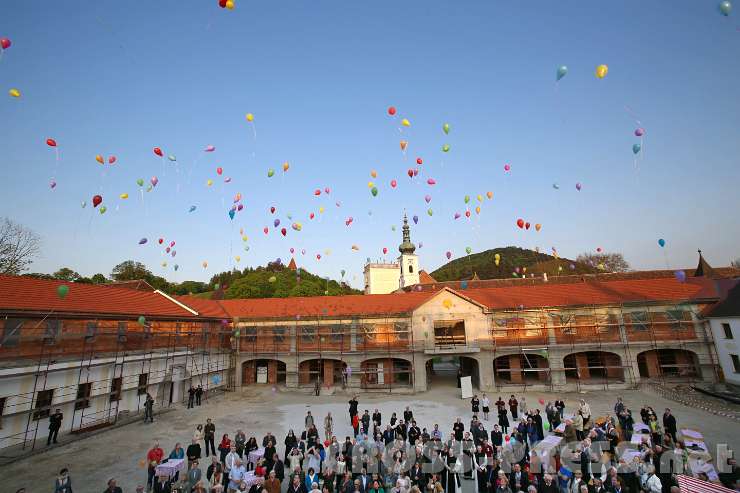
[460, 376, 473, 399]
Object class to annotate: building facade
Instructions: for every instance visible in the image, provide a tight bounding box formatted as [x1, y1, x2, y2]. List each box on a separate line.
[704, 282, 740, 389]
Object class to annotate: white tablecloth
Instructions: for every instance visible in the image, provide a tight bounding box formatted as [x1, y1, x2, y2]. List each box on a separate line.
[155, 458, 185, 478]
[244, 471, 265, 488]
[248, 447, 265, 467]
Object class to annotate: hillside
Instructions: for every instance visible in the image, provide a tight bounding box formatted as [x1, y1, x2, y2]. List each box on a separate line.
[430, 246, 598, 281]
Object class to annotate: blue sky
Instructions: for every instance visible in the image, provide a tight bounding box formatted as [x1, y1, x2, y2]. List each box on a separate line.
[1, 0, 739, 287]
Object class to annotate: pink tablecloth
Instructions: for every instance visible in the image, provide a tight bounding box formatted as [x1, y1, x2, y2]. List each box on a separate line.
[244, 471, 265, 488]
[248, 447, 265, 467]
[155, 458, 186, 478]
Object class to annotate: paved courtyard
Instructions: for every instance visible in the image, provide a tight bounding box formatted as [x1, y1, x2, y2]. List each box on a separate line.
[3, 384, 739, 493]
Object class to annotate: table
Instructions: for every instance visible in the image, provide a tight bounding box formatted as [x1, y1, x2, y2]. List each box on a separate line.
[155, 458, 186, 478]
[244, 471, 265, 488]
[248, 447, 265, 467]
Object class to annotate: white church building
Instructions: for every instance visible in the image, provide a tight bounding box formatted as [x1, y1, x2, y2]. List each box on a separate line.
[363, 215, 421, 294]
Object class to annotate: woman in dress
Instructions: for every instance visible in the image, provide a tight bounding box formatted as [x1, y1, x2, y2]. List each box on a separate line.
[284, 430, 298, 461]
[471, 395, 480, 415]
[54, 468, 73, 493]
[218, 434, 232, 464]
[481, 394, 490, 421]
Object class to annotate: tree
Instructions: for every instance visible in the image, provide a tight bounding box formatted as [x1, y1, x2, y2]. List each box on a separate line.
[53, 267, 81, 281]
[91, 273, 108, 284]
[0, 217, 41, 275]
[111, 260, 151, 281]
[576, 252, 631, 273]
[732, 258, 740, 269]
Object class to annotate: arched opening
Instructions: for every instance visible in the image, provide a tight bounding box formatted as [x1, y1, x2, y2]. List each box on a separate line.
[425, 356, 479, 389]
[494, 353, 550, 385]
[563, 351, 624, 383]
[298, 358, 347, 387]
[360, 358, 413, 388]
[637, 349, 700, 379]
[241, 359, 286, 385]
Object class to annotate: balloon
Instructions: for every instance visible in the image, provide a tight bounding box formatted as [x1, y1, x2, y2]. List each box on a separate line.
[345, 217, 353, 226]
[460, 280, 468, 290]
[314, 189, 321, 196]
[205, 145, 216, 152]
[325, 187, 330, 194]
[427, 208, 433, 216]
[477, 194, 483, 202]
[281, 228, 287, 236]
[99, 206, 107, 214]
[0, 38, 11, 50]
[486, 191, 493, 199]
[634, 128, 645, 137]
[46, 138, 57, 147]
[135, 315, 146, 326]
[166, 247, 171, 253]
[675, 270, 687, 282]
[370, 170, 377, 178]
[407, 169, 414, 178]
[137, 178, 144, 186]
[516, 218, 524, 229]
[382, 247, 388, 254]
[596, 247, 602, 253]
[158, 238, 164, 244]
[202, 261, 208, 268]
[267, 168, 275, 177]
[170, 241, 175, 247]
[263, 227, 269, 234]
[167, 154, 176, 162]
[151, 176, 158, 187]
[216, 167, 223, 175]
[576, 182, 582, 191]
[400, 140, 408, 151]
[416, 157, 423, 165]
[8, 88, 20, 98]
[424, 194, 431, 203]
[413, 215, 419, 224]
[427, 178, 436, 185]
[95, 154, 104, 164]
[341, 269, 346, 277]
[465, 247, 472, 254]
[446, 251, 452, 259]
[283, 161, 290, 172]
[552, 183, 560, 190]
[443, 123, 450, 134]
[207, 179, 213, 187]
[595, 64, 609, 79]
[494, 253, 501, 266]
[401, 118, 411, 127]
[570, 263, 576, 270]
[464, 195, 470, 204]
[475, 206, 481, 214]
[388, 106, 397, 116]
[309, 212, 315, 219]
[49, 180, 56, 189]
[390, 179, 397, 188]
[153, 147, 163, 157]
[442, 144, 450, 152]
[225, 0, 234, 9]
[274, 218, 281, 227]
[465, 210, 471, 218]
[138, 238, 147, 245]
[658, 238, 666, 247]
[92, 195, 102, 207]
[108, 156, 116, 164]
[229, 209, 235, 220]
[119, 193, 129, 199]
[443, 299, 452, 309]
[219, 0, 227, 7]
[525, 222, 531, 230]
[556, 65, 568, 81]
[371, 186, 378, 197]
[504, 164, 511, 172]
[544, 422, 550, 431]
[319, 206, 325, 213]
[454, 212, 461, 219]
[57, 284, 69, 299]
[632, 143, 641, 155]
[535, 223, 541, 232]
[246, 113, 254, 122]
[367, 181, 374, 188]
[351, 244, 359, 251]
[719, 0, 732, 16]
[316, 254, 321, 260]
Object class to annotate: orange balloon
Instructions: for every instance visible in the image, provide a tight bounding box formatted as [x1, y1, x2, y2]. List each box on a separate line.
[535, 223, 542, 232]
[400, 140, 408, 151]
[95, 154, 104, 164]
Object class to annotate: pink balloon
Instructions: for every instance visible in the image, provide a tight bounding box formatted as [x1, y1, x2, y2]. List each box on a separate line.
[446, 251, 452, 259]
[424, 195, 432, 203]
[324, 187, 330, 194]
[390, 179, 397, 188]
[427, 178, 436, 185]
[454, 212, 461, 219]
[504, 164, 511, 172]
[634, 128, 645, 137]
[205, 145, 216, 152]
[150, 176, 159, 187]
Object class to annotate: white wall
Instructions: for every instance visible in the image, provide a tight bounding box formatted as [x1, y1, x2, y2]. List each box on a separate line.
[708, 318, 740, 386]
[365, 264, 400, 294]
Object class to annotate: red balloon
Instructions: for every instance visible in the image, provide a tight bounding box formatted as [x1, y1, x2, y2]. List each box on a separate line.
[158, 238, 164, 244]
[316, 254, 321, 260]
[416, 158, 423, 165]
[92, 195, 102, 208]
[538, 398, 545, 405]
[281, 228, 287, 236]
[166, 247, 171, 253]
[382, 247, 388, 254]
[596, 247, 602, 253]
[263, 227, 269, 234]
[216, 167, 223, 175]
[388, 106, 396, 116]
[314, 189, 321, 196]
[525, 222, 531, 230]
[108, 156, 116, 164]
[0, 38, 11, 50]
[46, 138, 57, 147]
[153, 147, 163, 157]
[407, 169, 414, 178]
[218, 0, 227, 6]
[465, 210, 471, 218]
[270, 206, 276, 214]
[309, 212, 315, 219]
[390, 179, 397, 188]
[170, 241, 175, 247]
[516, 218, 524, 229]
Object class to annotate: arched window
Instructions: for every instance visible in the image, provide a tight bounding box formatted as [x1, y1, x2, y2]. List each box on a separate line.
[409, 264, 414, 273]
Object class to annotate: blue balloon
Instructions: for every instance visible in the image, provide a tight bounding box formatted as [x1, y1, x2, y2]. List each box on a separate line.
[658, 238, 665, 247]
[460, 281, 468, 290]
[274, 218, 280, 227]
[632, 143, 641, 155]
[674, 270, 686, 282]
[412, 215, 418, 224]
[189, 205, 196, 213]
[228, 209, 235, 220]
[556, 65, 568, 81]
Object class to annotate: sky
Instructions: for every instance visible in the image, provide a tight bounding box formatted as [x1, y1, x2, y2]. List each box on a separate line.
[1, 0, 739, 288]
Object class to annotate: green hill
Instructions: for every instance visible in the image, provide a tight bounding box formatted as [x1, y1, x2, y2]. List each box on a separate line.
[430, 246, 598, 281]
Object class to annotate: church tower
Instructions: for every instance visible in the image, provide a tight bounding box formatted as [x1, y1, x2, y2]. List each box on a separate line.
[398, 214, 419, 288]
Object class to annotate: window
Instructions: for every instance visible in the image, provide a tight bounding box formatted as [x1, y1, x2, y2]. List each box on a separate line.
[34, 389, 54, 420]
[243, 327, 257, 343]
[75, 383, 92, 410]
[361, 325, 376, 342]
[137, 374, 148, 395]
[175, 323, 182, 345]
[117, 322, 127, 342]
[666, 310, 688, 331]
[85, 322, 97, 342]
[301, 326, 316, 343]
[723, 323, 734, 340]
[45, 320, 61, 345]
[394, 323, 409, 341]
[330, 325, 343, 342]
[273, 327, 286, 343]
[629, 312, 649, 331]
[731, 354, 740, 374]
[1, 318, 23, 348]
[433, 320, 466, 346]
[110, 377, 122, 402]
[409, 264, 414, 273]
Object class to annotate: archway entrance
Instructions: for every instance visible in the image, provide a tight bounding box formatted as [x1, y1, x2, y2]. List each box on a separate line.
[360, 358, 413, 388]
[494, 353, 550, 385]
[637, 349, 699, 379]
[425, 356, 479, 389]
[241, 359, 286, 385]
[298, 358, 347, 387]
[563, 351, 624, 383]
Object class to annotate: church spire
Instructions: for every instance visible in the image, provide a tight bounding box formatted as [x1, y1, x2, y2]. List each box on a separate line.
[694, 249, 716, 278]
[399, 214, 416, 254]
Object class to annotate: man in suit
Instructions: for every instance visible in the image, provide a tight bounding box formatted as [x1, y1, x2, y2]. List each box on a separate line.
[288, 474, 307, 493]
[103, 478, 123, 493]
[271, 452, 285, 482]
[410, 462, 424, 487]
[48, 409, 63, 445]
[358, 468, 371, 493]
[538, 473, 558, 493]
[372, 409, 382, 428]
[185, 459, 202, 493]
[510, 463, 529, 492]
[195, 384, 204, 406]
[153, 475, 171, 493]
[662, 408, 677, 443]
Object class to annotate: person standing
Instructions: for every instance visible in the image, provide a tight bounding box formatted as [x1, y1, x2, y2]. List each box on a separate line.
[471, 395, 480, 416]
[305, 411, 315, 431]
[555, 399, 565, 420]
[54, 468, 73, 493]
[146, 441, 164, 492]
[662, 408, 677, 443]
[348, 396, 359, 422]
[481, 394, 490, 421]
[372, 409, 382, 428]
[187, 439, 203, 469]
[453, 418, 465, 441]
[508, 396, 518, 421]
[196, 385, 204, 406]
[188, 385, 196, 409]
[185, 459, 203, 493]
[104, 478, 123, 493]
[48, 408, 63, 445]
[144, 393, 155, 423]
[325, 412, 334, 441]
[204, 418, 216, 457]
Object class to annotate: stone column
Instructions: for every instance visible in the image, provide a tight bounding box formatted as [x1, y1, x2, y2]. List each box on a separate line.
[477, 353, 495, 390]
[414, 358, 428, 392]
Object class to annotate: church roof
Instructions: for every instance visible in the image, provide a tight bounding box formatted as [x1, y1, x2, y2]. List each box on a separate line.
[287, 258, 297, 271]
[694, 250, 716, 278]
[398, 215, 416, 254]
[419, 270, 437, 284]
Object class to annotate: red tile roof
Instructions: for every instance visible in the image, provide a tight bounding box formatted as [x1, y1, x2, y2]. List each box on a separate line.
[0, 275, 205, 319]
[459, 277, 720, 310]
[177, 295, 231, 319]
[419, 270, 437, 284]
[220, 290, 438, 319]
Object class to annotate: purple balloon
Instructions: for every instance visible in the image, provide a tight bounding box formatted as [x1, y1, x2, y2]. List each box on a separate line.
[412, 215, 418, 224]
[674, 270, 687, 282]
[274, 218, 280, 227]
[634, 127, 645, 137]
[454, 212, 461, 219]
[424, 195, 432, 203]
[150, 176, 159, 187]
[139, 238, 148, 245]
[575, 182, 582, 191]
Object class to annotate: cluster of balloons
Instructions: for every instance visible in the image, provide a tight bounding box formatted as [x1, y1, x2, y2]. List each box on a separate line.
[515, 219, 541, 231]
[218, 0, 235, 9]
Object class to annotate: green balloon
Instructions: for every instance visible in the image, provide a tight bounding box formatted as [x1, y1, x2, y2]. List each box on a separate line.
[427, 208, 433, 216]
[137, 315, 146, 326]
[56, 285, 69, 299]
[464, 195, 470, 204]
[267, 169, 275, 177]
[442, 144, 450, 152]
[544, 421, 551, 431]
[465, 247, 472, 254]
[443, 123, 450, 134]
[136, 178, 144, 186]
[371, 186, 378, 197]
[99, 206, 107, 214]
[719, 0, 732, 16]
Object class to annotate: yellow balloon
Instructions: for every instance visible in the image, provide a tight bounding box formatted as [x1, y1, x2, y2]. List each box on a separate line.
[595, 64, 608, 79]
[207, 179, 213, 186]
[242, 235, 248, 242]
[8, 88, 21, 98]
[401, 118, 411, 127]
[282, 161, 289, 172]
[475, 206, 481, 214]
[319, 206, 325, 213]
[367, 181, 374, 188]
[246, 113, 254, 122]
[119, 193, 129, 199]
[477, 194, 483, 202]
[443, 299, 452, 309]
[161, 261, 167, 267]
[235, 256, 241, 262]
[225, 0, 235, 9]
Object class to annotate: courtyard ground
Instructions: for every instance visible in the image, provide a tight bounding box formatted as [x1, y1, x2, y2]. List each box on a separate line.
[2, 384, 739, 493]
